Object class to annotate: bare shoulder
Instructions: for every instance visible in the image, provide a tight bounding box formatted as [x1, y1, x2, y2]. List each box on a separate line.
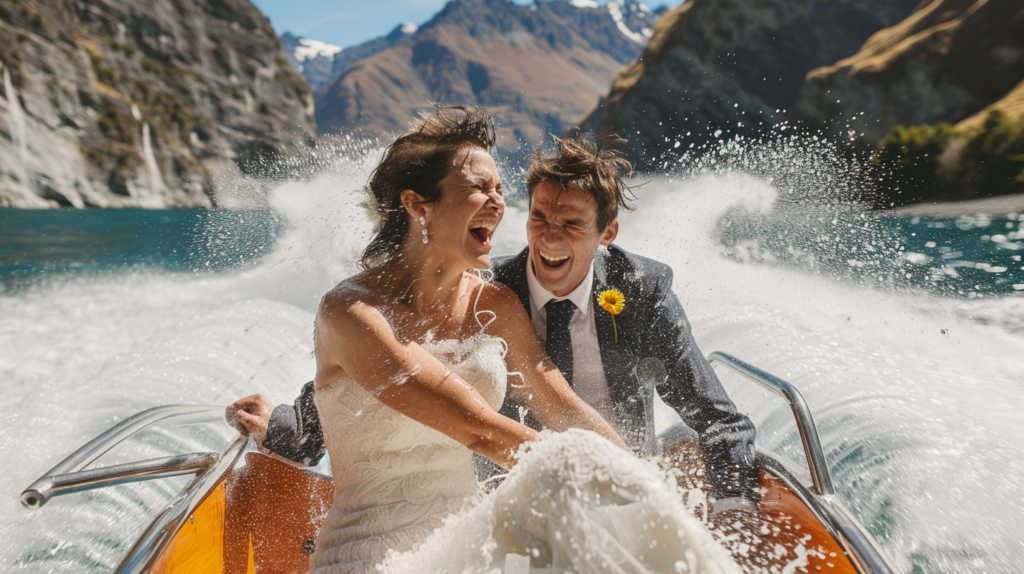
[471, 276, 532, 337]
[317, 275, 388, 332]
[475, 276, 524, 315]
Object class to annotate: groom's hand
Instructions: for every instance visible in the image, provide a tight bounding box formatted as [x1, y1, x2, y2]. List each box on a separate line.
[225, 394, 274, 447]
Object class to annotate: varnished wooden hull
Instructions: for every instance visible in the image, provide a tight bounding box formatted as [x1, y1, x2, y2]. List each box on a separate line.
[150, 453, 333, 574]
[148, 447, 868, 574]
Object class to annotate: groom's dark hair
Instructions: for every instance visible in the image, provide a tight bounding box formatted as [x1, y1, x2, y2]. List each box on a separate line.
[526, 130, 636, 230]
[361, 105, 496, 269]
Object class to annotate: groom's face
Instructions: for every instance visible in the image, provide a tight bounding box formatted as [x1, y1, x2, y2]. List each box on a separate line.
[528, 181, 618, 297]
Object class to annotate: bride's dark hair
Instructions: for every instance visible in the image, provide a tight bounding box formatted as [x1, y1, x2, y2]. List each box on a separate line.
[360, 105, 496, 270]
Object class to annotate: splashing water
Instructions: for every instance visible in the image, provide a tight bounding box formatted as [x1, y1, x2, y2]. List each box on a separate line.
[141, 122, 166, 201]
[0, 137, 1022, 573]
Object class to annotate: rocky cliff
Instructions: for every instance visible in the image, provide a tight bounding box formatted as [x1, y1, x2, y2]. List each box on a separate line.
[0, 0, 315, 209]
[581, 0, 920, 165]
[313, 0, 663, 152]
[793, 0, 1024, 144]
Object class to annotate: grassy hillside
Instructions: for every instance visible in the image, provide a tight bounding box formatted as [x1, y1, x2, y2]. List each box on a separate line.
[873, 110, 1024, 207]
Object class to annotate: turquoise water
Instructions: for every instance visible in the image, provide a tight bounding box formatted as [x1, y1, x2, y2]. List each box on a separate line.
[0, 209, 285, 291]
[2, 208, 1022, 299]
[895, 214, 1024, 297]
[717, 208, 1024, 299]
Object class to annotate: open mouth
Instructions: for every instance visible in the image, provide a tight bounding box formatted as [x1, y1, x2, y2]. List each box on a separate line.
[469, 219, 496, 248]
[538, 249, 570, 270]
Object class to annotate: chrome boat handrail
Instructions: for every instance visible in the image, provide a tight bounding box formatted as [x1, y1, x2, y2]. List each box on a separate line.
[21, 405, 222, 508]
[707, 351, 835, 496]
[21, 452, 219, 508]
[758, 454, 894, 574]
[707, 351, 893, 574]
[18, 403, 247, 573]
[114, 435, 246, 574]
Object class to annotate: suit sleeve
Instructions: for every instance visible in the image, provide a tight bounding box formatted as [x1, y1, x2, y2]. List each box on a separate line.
[645, 269, 760, 502]
[262, 381, 326, 466]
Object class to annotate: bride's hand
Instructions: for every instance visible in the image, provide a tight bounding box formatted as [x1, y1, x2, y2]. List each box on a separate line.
[225, 394, 273, 447]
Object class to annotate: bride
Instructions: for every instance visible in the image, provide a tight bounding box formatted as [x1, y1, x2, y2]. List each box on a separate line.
[308, 106, 739, 574]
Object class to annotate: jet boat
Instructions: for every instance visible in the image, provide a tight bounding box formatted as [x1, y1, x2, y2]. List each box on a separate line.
[21, 352, 894, 573]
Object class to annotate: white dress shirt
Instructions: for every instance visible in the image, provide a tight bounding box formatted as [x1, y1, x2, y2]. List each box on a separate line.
[525, 252, 616, 424]
[524, 252, 757, 515]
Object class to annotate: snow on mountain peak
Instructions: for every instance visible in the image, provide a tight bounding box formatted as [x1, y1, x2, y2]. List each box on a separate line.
[293, 38, 343, 62]
[569, 0, 599, 8]
[606, 1, 646, 43]
[400, 22, 418, 34]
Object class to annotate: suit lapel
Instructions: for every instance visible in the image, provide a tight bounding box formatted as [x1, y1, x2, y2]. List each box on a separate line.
[592, 249, 640, 423]
[492, 248, 532, 319]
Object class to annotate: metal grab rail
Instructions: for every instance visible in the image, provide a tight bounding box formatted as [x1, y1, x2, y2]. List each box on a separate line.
[114, 435, 246, 574]
[21, 452, 219, 508]
[21, 405, 222, 508]
[707, 351, 835, 496]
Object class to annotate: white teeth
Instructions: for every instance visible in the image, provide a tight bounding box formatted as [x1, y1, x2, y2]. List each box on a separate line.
[470, 220, 496, 232]
[540, 250, 569, 262]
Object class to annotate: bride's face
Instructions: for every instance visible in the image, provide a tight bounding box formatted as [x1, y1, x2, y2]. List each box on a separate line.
[423, 147, 504, 269]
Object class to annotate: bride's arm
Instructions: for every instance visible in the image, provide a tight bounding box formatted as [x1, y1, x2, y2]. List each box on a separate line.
[315, 290, 535, 469]
[479, 283, 627, 450]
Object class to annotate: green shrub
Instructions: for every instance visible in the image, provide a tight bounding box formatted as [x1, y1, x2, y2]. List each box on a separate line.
[873, 123, 956, 204]
[97, 106, 136, 145]
[88, 51, 117, 86]
[873, 111, 1024, 206]
[958, 110, 1024, 198]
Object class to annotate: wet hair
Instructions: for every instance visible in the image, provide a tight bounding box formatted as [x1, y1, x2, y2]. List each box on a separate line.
[525, 130, 635, 230]
[360, 105, 496, 270]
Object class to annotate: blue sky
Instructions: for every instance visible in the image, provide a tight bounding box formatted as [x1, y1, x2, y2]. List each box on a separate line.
[252, 0, 510, 48]
[251, 0, 673, 50]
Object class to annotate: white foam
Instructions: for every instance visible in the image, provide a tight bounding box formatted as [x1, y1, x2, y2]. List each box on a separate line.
[380, 430, 742, 574]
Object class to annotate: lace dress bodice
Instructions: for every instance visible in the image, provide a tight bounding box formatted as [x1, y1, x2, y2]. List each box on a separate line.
[309, 335, 508, 574]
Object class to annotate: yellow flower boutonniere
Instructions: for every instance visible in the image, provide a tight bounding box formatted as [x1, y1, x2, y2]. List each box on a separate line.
[597, 289, 625, 343]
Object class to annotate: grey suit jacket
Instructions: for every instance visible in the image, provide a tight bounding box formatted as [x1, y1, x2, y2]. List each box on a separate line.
[263, 245, 759, 500]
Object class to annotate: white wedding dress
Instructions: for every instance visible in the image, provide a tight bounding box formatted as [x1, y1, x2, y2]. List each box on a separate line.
[310, 334, 740, 574]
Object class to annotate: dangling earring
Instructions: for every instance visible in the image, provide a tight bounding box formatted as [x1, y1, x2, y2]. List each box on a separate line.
[419, 216, 428, 244]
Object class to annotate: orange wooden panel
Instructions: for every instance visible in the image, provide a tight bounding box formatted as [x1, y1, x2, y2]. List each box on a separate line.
[147, 443, 860, 573]
[760, 471, 857, 573]
[149, 481, 226, 574]
[223, 453, 335, 574]
[663, 439, 860, 573]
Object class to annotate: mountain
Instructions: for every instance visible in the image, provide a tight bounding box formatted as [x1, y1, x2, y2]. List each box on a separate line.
[956, 79, 1024, 131]
[792, 0, 1024, 144]
[312, 0, 664, 152]
[280, 24, 419, 92]
[581, 0, 920, 165]
[0, 0, 315, 209]
[280, 32, 343, 91]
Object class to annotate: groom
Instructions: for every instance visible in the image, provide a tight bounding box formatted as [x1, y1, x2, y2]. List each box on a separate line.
[227, 132, 760, 514]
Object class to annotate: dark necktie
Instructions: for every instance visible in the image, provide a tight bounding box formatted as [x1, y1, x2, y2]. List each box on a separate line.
[544, 299, 576, 387]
